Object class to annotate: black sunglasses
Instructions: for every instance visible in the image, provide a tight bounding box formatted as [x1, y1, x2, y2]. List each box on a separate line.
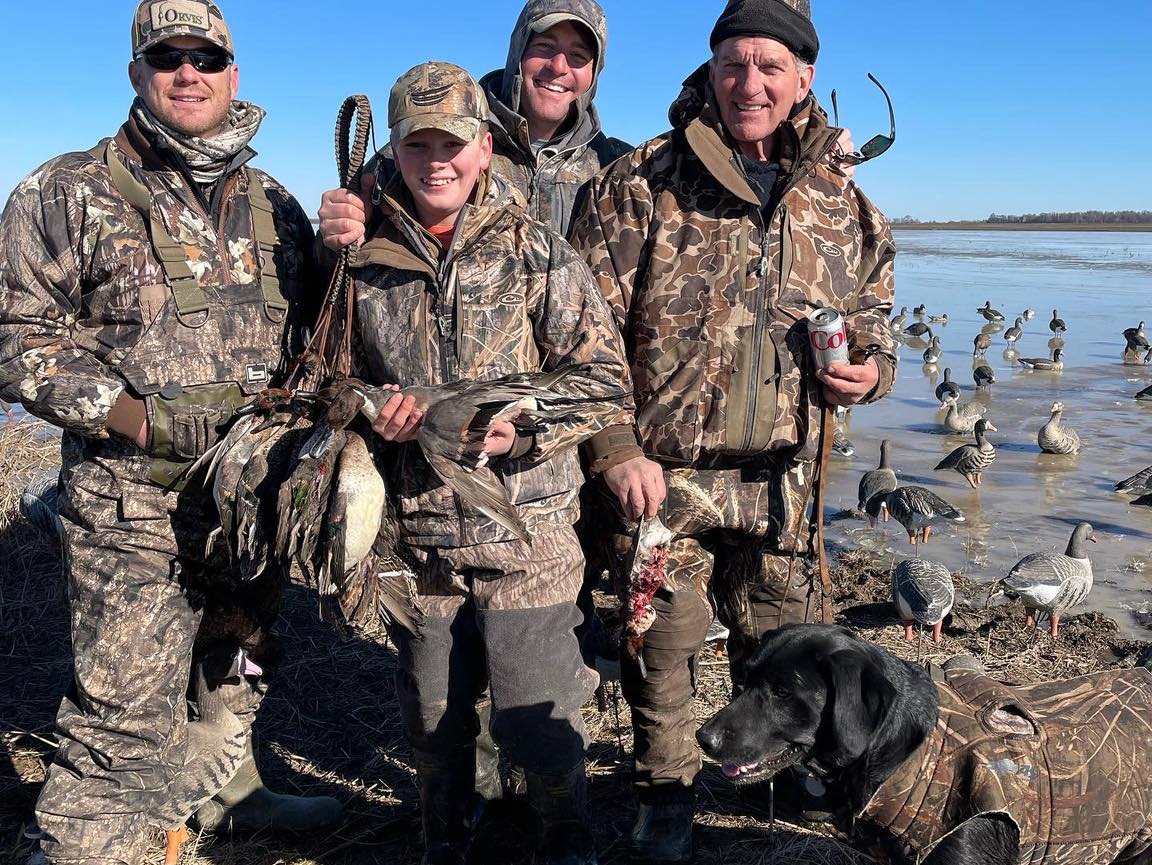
[830, 73, 895, 166]
[138, 47, 232, 74]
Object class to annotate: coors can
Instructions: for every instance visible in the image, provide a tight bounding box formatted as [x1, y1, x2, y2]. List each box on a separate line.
[807, 307, 849, 368]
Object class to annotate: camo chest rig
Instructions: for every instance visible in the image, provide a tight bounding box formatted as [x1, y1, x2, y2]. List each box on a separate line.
[859, 666, 1152, 864]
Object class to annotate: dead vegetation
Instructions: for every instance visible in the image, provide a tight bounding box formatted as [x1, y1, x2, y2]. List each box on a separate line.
[1, 417, 1147, 865]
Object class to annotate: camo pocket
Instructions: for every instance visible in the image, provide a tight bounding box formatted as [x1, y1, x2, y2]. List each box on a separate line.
[633, 325, 705, 463]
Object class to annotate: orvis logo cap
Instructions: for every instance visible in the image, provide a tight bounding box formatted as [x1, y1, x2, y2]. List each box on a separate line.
[132, 0, 234, 57]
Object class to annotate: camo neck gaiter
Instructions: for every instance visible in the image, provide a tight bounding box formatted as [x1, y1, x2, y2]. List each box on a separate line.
[131, 96, 266, 185]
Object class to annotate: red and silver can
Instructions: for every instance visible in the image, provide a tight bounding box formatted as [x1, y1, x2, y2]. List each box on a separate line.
[807, 307, 849, 368]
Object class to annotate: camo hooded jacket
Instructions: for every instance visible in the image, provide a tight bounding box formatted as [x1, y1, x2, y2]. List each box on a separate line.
[348, 171, 633, 548]
[569, 64, 897, 470]
[478, 0, 631, 236]
[0, 115, 314, 452]
[861, 666, 1152, 864]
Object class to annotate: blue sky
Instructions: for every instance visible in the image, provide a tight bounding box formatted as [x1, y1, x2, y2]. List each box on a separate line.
[1, 1, 1149, 221]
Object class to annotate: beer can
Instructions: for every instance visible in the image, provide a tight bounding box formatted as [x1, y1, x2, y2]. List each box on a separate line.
[807, 307, 850, 368]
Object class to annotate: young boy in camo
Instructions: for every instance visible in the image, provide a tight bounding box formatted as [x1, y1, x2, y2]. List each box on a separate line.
[351, 61, 632, 865]
[0, 2, 340, 861]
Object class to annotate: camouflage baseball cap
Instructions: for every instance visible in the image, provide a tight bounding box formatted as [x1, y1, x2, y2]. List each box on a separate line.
[388, 61, 489, 143]
[132, 0, 234, 57]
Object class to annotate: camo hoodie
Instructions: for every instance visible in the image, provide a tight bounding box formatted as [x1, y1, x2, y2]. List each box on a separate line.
[570, 64, 897, 471]
[348, 170, 633, 548]
[478, 0, 631, 236]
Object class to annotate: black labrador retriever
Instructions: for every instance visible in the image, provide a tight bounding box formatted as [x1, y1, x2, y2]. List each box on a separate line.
[697, 624, 1152, 865]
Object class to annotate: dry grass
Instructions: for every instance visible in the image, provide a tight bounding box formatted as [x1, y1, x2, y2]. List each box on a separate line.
[1, 419, 1147, 865]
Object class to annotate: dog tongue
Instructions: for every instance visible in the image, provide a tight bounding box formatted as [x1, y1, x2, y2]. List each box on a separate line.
[722, 764, 743, 779]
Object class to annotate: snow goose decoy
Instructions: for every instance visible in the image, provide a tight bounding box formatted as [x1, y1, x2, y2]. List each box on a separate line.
[858, 439, 898, 525]
[1049, 309, 1067, 334]
[989, 522, 1095, 636]
[883, 486, 965, 545]
[935, 418, 997, 487]
[1018, 347, 1064, 371]
[1038, 401, 1081, 454]
[972, 363, 995, 389]
[892, 558, 955, 643]
[935, 367, 961, 405]
[940, 394, 987, 434]
[1003, 317, 1024, 344]
[977, 300, 1005, 322]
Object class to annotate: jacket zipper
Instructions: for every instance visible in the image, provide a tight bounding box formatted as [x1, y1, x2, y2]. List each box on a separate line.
[739, 212, 772, 452]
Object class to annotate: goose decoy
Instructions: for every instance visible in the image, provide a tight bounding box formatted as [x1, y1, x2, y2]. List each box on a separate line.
[858, 439, 898, 525]
[977, 300, 1005, 322]
[912, 304, 927, 316]
[1136, 383, 1152, 401]
[890, 306, 909, 332]
[1038, 401, 1081, 454]
[935, 419, 997, 488]
[1146, 347, 1152, 366]
[1003, 317, 1024, 344]
[1021, 308, 1036, 321]
[927, 312, 949, 325]
[972, 332, 991, 357]
[1018, 347, 1064, 371]
[1115, 465, 1152, 497]
[989, 522, 1095, 636]
[157, 649, 251, 865]
[883, 486, 965, 545]
[934, 367, 961, 405]
[972, 363, 995, 389]
[1124, 321, 1149, 346]
[1049, 309, 1067, 334]
[892, 558, 955, 643]
[940, 394, 987, 434]
[922, 336, 942, 364]
[904, 322, 933, 339]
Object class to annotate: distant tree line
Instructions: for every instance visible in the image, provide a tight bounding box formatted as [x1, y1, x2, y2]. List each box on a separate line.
[986, 210, 1152, 225]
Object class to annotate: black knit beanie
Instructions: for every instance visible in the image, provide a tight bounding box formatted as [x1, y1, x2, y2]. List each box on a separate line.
[709, 0, 819, 64]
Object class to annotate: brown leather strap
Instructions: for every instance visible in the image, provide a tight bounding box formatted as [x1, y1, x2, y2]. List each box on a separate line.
[812, 406, 835, 624]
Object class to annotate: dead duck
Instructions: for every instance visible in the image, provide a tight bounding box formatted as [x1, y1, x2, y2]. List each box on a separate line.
[989, 522, 1095, 637]
[972, 363, 995, 389]
[927, 312, 949, 325]
[935, 419, 997, 488]
[1049, 309, 1067, 333]
[1003, 317, 1024, 344]
[1038, 401, 1081, 454]
[1018, 347, 1064, 371]
[940, 394, 987, 434]
[892, 558, 954, 643]
[977, 300, 1005, 322]
[972, 332, 991, 357]
[922, 336, 942, 364]
[934, 367, 961, 405]
[858, 439, 898, 525]
[883, 486, 965, 545]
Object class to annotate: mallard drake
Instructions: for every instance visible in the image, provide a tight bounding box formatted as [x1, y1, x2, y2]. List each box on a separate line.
[990, 522, 1095, 636]
[972, 332, 991, 357]
[922, 336, 942, 364]
[927, 313, 949, 325]
[912, 304, 927, 316]
[1038, 401, 1081, 454]
[1115, 465, 1152, 496]
[977, 300, 1005, 322]
[972, 363, 995, 389]
[858, 439, 898, 525]
[935, 419, 997, 487]
[1021, 308, 1036, 321]
[935, 367, 961, 405]
[904, 322, 933, 339]
[1003, 317, 1024, 343]
[1049, 309, 1067, 333]
[892, 558, 954, 642]
[1018, 347, 1064, 371]
[940, 395, 987, 434]
[883, 486, 965, 545]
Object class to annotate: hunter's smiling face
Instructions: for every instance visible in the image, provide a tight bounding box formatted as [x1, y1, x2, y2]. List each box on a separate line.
[518, 21, 595, 139]
[710, 36, 814, 160]
[129, 35, 237, 137]
[393, 127, 494, 229]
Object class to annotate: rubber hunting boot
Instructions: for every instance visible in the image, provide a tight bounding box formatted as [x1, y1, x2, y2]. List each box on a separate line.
[525, 765, 597, 865]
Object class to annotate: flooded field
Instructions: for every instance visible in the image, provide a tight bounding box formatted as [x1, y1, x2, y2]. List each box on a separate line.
[826, 230, 1152, 635]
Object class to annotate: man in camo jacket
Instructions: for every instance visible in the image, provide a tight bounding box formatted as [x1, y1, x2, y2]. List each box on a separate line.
[568, 0, 897, 860]
[0, 2, 341, 861]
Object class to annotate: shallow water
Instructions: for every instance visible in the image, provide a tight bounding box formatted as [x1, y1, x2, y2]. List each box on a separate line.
[825, 230, 1152, 636]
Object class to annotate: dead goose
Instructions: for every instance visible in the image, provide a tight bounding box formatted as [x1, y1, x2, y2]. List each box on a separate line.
[1018, 347, 1064, 371]
[892, 558, 954, 642]
[1049, 309, 1067, 334]
[976, 300, 1005, 322]
[1115, 465, 1152, 496]
[940, 394, 987, 434]
[1003, 317, 1024, 343]
[989, 521, 1095, 637]
[934, 418, 997, 488]
[883, 486, 965, 545]
[858, 439, 898, 525]
[1038, 400, 1081, 454]
[934, 367, 961, 405]
[904, 321, 933, 339]
[973, 363, 995, 389]
[972, 332, 991, 357]
[922, 336, 942, 364]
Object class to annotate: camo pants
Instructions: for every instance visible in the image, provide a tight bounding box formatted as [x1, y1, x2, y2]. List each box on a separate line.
[35, 438, 279, 865]
[600, 460, 820, 799]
